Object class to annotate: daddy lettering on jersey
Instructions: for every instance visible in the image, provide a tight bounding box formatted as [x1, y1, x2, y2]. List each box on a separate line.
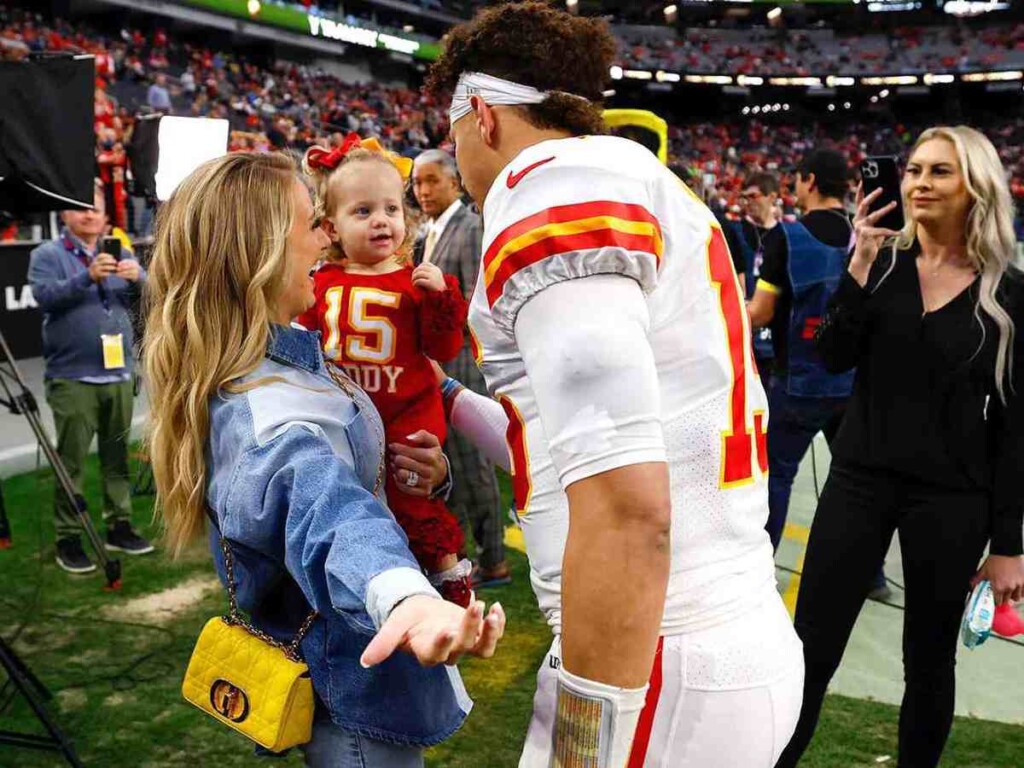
[341, 363, 404, 394]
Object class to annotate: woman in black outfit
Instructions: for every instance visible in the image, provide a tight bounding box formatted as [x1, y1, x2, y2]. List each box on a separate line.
[776, 125, 1024, 768]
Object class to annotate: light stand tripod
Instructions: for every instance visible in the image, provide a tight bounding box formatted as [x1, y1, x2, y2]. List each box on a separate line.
[0, 328, 121, 589]
[0, 635, 83, 768]
[0, 483, 10, 548]
[0, 326, 122, 767]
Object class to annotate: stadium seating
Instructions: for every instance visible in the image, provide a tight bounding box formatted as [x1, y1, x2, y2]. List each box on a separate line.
[616, 23, 1024, 76]
[3, 2, 1024, 238]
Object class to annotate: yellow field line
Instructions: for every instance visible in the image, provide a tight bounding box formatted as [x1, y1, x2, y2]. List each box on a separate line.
[504, 525, 526, 554]
[782, 522, 811, 618]
[785, 522, 810, 546]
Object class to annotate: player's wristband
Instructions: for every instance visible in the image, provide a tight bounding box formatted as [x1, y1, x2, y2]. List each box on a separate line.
[441, 376, 464, 401]
[554, 666, 648, 768]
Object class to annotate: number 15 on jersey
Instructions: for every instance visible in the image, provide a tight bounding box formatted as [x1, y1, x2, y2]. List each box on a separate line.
[322, 286, 402, 364]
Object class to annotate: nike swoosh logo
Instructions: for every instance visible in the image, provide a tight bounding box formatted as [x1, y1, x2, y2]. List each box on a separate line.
[506, 157, 555, 189]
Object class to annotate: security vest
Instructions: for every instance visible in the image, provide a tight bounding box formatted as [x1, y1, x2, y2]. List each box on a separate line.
[780, 220, 855, 398]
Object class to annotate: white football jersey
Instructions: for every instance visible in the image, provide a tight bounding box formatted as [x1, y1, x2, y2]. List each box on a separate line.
[469, 135, 777, 635]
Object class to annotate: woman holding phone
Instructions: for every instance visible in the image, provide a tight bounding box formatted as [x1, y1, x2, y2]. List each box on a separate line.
[776, 126, 1024, 767]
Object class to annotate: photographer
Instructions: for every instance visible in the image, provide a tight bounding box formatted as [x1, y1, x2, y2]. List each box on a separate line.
[746, 150, 855, 553]
[28, 180, 152, 574]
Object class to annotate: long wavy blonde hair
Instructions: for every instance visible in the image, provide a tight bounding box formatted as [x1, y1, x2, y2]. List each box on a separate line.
[144, 152, 298, 556]
[891, 126, 1017, 401]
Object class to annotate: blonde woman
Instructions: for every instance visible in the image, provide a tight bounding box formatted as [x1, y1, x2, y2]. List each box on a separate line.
[143, 152, 504, 768]
[777, 126, 1024, 767]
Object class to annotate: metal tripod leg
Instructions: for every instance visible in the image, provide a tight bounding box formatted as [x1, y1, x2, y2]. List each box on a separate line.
[0, 483, 10, 548]
[0, 635, 84, 767]
[0, 329, 121, 588]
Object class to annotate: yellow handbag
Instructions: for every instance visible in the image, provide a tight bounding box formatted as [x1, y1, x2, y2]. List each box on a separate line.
[182, 537, 318, 752]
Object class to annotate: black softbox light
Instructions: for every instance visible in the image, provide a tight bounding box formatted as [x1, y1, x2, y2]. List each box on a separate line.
[0, 54, 94, 213]
[126, 113, 161, 202]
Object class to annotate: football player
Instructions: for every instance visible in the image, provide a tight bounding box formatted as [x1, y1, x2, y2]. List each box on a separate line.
[428, 3, 804, 766]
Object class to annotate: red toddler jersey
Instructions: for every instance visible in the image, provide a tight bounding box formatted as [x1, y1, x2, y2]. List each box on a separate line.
[298, 264, 467, 425]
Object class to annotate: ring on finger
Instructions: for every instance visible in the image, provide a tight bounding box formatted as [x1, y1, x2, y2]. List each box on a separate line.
[405, 470, 419, 487]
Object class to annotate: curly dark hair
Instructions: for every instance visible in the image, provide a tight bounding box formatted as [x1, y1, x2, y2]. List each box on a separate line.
[426, 2, 615, 137]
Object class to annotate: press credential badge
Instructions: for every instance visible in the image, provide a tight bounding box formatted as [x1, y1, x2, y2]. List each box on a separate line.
[101, 333, 125, 370]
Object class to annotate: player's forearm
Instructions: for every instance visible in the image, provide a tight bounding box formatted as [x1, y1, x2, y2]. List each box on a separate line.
[561, 462, 671, 688]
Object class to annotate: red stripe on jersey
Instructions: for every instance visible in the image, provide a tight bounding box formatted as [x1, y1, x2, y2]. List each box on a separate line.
[627, 637, 665, 768]
[468, 323, 483, 369]
[497, 394, 532, 516]
[485, 228, 660, 308]
[483, 200, 661, 271]
[754, 411, 769, 475]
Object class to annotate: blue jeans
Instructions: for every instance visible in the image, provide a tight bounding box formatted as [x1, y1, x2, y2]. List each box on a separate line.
[766, 377, 847, 551]
[301, 715, 424, 768]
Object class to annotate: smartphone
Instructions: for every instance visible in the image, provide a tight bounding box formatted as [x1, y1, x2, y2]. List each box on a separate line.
[100, 235, 122, 261]
[860, 156, 905, 232]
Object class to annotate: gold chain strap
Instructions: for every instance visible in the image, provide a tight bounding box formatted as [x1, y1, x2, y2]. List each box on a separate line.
[324, 362, 386, 496]
[216, 363, 388, 662]
[220, 537, 316, 663]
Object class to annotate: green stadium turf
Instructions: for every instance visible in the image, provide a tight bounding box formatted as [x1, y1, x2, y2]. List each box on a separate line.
[0, 454, 1022, 766]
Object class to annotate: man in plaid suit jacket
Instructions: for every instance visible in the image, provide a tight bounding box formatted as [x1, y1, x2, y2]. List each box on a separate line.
[413, 149, 511, 587]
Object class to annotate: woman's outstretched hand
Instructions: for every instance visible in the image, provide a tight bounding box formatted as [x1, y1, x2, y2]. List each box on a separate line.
[361, 596, 506, 668]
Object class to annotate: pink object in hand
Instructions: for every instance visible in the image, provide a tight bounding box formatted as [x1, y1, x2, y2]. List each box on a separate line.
[992, 603, 1024, 638]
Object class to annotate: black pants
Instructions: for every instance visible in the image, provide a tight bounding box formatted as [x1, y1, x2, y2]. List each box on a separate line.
[775, 463, 991, 768]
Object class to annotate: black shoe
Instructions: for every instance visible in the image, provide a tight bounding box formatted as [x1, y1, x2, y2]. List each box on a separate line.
[55, 536, 97, 574]
[105, 521, 155, 555]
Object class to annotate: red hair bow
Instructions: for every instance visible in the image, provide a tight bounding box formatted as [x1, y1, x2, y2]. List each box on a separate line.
[305, 132, 413, 181]
[306, 132, 362, 171]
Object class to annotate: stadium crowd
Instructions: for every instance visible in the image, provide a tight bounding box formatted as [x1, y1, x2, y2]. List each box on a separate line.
[617, 22, 1024, 76]
[672, 118, 1024, 227]
[266, 0, 1024, 78]
[0, 3, 450, 237]
[3, 2, 1024, 240]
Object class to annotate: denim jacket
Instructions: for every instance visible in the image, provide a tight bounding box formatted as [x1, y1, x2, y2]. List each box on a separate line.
[205, 324, 471, 746]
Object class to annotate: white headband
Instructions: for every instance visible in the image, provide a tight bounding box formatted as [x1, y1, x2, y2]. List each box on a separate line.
[448, 71, 589, 125]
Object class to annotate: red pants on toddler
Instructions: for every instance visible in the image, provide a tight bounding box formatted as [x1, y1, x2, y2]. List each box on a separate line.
[384, 400, 468, 605]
